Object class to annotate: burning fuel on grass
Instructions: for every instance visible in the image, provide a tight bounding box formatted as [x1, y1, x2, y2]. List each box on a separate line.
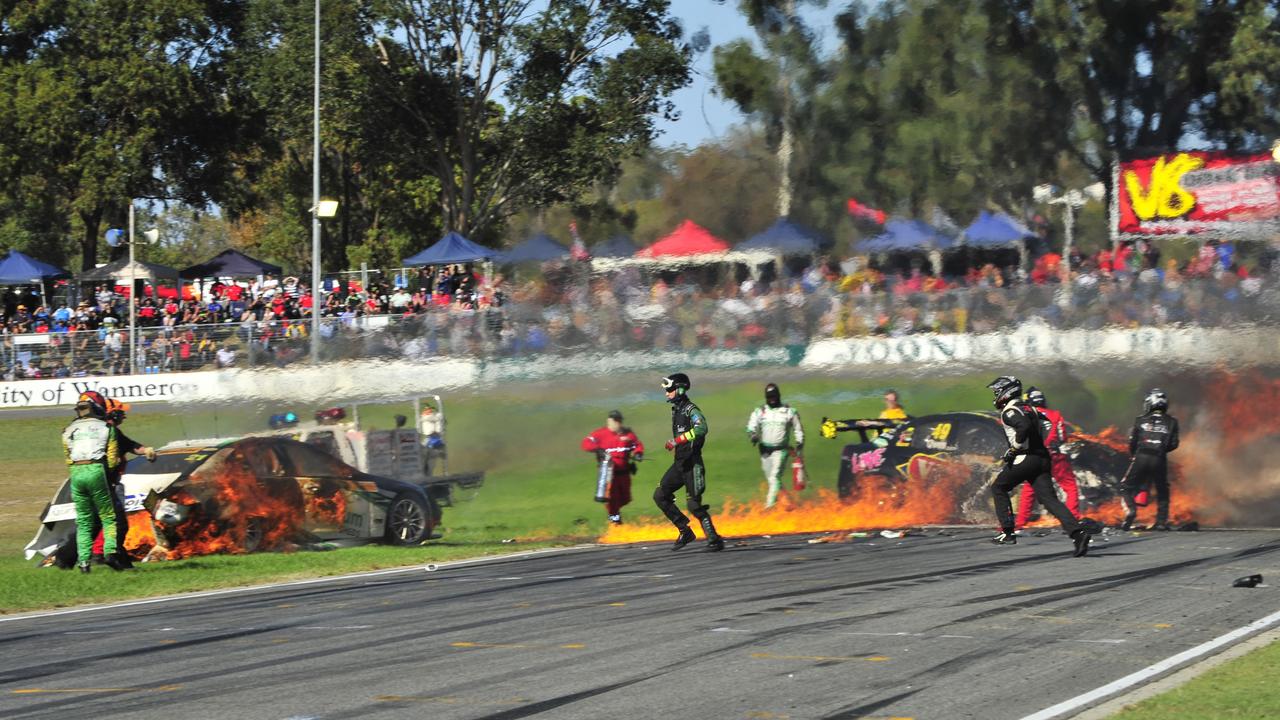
[602, 370, 1280, 545]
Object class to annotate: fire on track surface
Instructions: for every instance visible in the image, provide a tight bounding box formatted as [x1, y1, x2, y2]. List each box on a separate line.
[3, 529, 1279, 720]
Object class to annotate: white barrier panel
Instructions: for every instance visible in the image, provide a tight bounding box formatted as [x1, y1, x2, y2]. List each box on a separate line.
[800, 324, 1280, 368]
[0, 358, 478, 410]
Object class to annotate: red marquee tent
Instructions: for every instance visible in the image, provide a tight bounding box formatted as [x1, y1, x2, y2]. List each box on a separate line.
[635, 220, 730, 257]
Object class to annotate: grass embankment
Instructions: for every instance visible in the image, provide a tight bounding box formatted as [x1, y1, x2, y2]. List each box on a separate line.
[0, 370, 1143, 612]
[1107, 639, 1280, 720]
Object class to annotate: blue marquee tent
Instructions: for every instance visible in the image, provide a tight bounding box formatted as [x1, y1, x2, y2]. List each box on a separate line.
[962, 211, 1033, 248]
[496, 233, 569, 263]
[857, 219, 956, 253]
[0, 250, 70, 285]
[403, 232, 497, 267]
[738, 218, 831, 255]
[591, 235, 638, 258]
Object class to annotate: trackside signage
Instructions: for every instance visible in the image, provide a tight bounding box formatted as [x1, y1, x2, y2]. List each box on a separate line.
[801, 325, 1277, 368]
[0, 377, 197, 409]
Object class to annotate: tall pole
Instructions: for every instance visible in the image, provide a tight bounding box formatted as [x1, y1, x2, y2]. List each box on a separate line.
[128, 202, 137, 375]
[1062, 200, 1075, 276]
[309, 0, 322, 364]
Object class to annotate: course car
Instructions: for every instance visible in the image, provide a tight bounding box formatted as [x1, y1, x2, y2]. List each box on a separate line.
[26, 436, 440, 565]
[822, 411, 1130, 522]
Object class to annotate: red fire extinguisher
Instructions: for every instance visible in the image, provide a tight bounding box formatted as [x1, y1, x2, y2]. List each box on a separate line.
[792, 452, 808, 491]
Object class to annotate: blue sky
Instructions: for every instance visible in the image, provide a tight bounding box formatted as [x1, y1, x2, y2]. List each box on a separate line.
[659, 1, 846, 148]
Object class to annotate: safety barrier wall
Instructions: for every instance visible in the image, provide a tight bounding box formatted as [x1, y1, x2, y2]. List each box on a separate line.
[1, 324, 1273, 410]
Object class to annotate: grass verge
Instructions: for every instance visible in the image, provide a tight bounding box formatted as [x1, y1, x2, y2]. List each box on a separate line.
[1108, 638, 1280, 719]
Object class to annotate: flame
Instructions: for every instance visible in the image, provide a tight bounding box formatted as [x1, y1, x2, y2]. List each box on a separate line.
[154, 448, 305, 559]
[603, 454, 984, 544]
[1169, 369, 1280, 526]
[123, 511, 157, 558]
[305, 486, 347, 526]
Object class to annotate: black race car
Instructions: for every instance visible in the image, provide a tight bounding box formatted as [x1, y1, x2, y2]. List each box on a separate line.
[27, 436, 441, 565]
[821, 412, 1130, 522]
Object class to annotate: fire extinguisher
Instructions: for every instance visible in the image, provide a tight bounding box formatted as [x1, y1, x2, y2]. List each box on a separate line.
[792, 451, 808, 491]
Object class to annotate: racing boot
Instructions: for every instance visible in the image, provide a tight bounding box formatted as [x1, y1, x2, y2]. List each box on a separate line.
[700, 516, 724, 552]
[672, 525, 696, 551]
[990, 531, 1017, 545]
[78, 563, 91, 574]
[88, 553, 105, 565]
[103, 553, 128, 572]
[1071, 528, 1090, 557]
[1121, 512, 1136, 531]
[608, 514, 622, 525]
[1150, 523, 1172, 531]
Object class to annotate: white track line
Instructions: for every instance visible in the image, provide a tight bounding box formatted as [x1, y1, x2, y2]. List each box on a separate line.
[1019, 607, 1280, 720]
[0, 545, 596, 624]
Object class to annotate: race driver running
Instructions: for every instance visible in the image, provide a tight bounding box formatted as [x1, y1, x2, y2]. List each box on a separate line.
[655, 373, 724, 552]
[986, 376, 1091, 557]
[1015, 387, 1080, 531]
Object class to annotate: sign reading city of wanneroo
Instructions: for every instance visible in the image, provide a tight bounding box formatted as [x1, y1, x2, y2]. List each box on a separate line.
[1114, 151, 1280, 238]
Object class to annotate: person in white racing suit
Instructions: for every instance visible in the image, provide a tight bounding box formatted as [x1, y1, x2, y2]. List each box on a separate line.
[745, 383, 805, 508]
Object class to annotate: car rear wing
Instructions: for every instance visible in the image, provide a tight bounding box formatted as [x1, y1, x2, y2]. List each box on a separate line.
[820, 417, 903, 444]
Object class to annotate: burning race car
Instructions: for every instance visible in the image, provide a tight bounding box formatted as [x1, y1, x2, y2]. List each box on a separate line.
[821, 412, 1131, 522]
[26, 436, 440, 565]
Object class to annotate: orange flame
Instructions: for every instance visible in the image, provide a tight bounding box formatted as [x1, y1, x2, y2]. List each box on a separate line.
[155, 449, 305, 559]
[604, 455, 983, 544]
[603, 409, 1247, 544]
[123, 511, 157, 558]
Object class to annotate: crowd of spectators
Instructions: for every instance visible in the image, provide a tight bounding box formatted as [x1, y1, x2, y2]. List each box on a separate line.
[1, 238, 1276, 380]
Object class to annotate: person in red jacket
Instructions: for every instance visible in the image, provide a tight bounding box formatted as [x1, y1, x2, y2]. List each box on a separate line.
[1015, 387, 1081, 530]
[581, 410, 644, 524]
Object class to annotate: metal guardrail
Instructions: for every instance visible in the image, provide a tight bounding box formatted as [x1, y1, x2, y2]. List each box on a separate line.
[2, 276, 1276, 380]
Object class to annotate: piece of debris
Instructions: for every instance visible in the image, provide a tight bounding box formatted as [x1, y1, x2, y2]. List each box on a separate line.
[1233, 574, 1263, 588]
[1178, 521, 1200, 532]
[880, 530, 903, 539]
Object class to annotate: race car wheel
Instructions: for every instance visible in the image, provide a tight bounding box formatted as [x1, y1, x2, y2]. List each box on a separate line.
[386, 494, 432, 545]
[242, 517, 265, 553]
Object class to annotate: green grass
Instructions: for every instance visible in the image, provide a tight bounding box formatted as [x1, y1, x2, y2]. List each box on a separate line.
[0, 368, 1152, 612]
[1108, 639, 1280, 720]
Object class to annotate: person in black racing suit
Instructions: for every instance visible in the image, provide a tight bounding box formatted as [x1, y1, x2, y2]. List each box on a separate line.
[655, 373, 725, 552]
[986, 376, 1092, 557]
[1122, 388, 1180, 531]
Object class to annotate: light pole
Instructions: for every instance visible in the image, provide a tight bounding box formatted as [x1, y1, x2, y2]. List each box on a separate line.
[1033, 182, 1106, 276]
[124, 201, 159, 375]
[310, 0, 323, 364]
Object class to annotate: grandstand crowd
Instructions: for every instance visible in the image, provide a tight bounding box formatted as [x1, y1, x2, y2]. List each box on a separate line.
[0, 238, 1274, 381]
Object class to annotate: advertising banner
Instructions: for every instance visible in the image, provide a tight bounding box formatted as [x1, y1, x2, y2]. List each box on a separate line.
[1113, 151, 1280, 238]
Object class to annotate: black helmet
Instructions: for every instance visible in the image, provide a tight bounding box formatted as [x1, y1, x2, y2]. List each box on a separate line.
[1143, 388, 1168, 414]
[662, 372, 691, 401]
[764, 383, 781, 407]
[987, 376, 1022, 409]
[1025, 386, 1047, 408]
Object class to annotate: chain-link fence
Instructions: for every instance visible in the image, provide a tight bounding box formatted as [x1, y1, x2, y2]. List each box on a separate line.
[3, 275, 1278, 380]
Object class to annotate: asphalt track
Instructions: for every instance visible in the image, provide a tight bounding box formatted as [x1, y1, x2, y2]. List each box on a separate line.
[3, 528, 1280, 720]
